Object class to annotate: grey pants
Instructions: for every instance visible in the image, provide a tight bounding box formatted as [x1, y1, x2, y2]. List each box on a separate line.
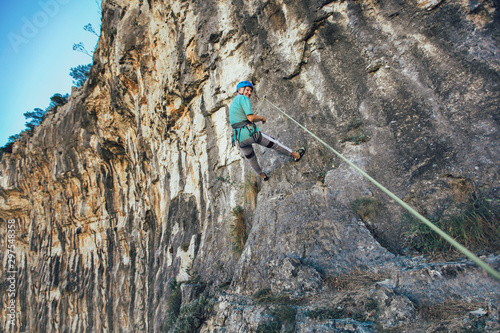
[239, 132, 293, 175]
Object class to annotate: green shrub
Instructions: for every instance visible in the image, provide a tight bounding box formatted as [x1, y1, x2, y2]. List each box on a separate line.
[316, 171, 327, 184]
[171, 296, 215, 333]
[217, 175, 233, 185]
[3, 91, 69, 156]
[163, 279, 183, 331]
[24, 108, 46, 130]
[0, 135, 18, 157]
[70, 64, 92, 87]
[255, 304, 296, 333]
[365, 297, 379, 312]
[253, 288, 273, 304]
[404, 194, 499, 254]
[339, 131, 371, 145]
[306, 307, 345, 320]
[274, 304, 295, 322]
[306, 306, 366, 322]
[168, 279, 182, 315]
[347, 117, 363, 131]
[252, 288, 292, 305]
[47, 93, 69, 110]
[256, 321, 281, 333]
[273, 305, 296, 333]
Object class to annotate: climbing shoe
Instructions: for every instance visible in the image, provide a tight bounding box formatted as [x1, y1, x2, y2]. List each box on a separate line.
[263, 173, 269, 181]
[294, 147, 306, 162]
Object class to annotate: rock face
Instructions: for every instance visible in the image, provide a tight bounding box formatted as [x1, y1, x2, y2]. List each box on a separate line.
[1, 0, 499, 332]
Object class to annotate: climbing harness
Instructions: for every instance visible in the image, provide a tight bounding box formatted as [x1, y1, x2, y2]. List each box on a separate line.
[231, 120, 260, 147]
[262, 96, 500, 281]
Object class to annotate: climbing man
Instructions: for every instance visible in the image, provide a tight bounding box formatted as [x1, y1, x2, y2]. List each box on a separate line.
[229, 80, 306, 180]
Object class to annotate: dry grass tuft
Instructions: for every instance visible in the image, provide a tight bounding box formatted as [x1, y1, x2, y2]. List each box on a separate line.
[418, 300, 485, 320]
[351, 197, 381, 221]
[446, 176, 475, 203]
[325, 268, 390, 291]
[404, 191, 500, 254]
[231, 205, 247, 255]
[241, 176, 259, 209]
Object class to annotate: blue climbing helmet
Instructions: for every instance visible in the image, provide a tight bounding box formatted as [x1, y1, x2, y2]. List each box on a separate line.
[236, 81, 254, 92]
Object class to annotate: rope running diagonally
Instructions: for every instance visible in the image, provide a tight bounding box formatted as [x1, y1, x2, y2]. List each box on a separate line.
[262, 96, 500, 281]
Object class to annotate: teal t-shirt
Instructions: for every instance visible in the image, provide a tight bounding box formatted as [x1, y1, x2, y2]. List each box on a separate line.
[229, 94, 260, 142]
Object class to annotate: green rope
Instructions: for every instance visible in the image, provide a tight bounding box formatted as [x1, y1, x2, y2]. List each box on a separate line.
[263, 96, 500, 281]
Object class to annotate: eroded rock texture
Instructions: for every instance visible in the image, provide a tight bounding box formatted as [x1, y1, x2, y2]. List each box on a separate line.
[1, 0, 499, 332]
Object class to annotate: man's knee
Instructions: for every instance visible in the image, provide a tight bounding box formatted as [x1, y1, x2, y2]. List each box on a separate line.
[244, 151, 256, 159]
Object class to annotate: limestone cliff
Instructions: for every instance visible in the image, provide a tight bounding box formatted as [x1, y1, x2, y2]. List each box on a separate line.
[1, 0, 499, 332]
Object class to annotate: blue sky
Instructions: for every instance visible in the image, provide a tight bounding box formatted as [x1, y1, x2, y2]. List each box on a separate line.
[0, 0, 102, 146]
